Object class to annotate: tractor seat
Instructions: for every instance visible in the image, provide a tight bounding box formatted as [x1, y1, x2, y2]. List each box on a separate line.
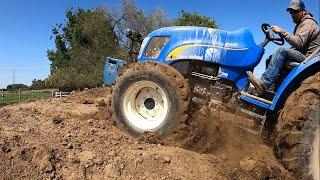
[285, 47, 320, 69]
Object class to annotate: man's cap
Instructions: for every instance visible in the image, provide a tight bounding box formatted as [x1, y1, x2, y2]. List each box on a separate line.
[287, 0, 305, 11]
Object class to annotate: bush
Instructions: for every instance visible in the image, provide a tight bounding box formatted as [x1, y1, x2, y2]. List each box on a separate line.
[45, 66, 104, 91]
[6, 84, 29, 90]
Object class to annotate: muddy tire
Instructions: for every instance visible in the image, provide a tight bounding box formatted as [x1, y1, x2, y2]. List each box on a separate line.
[275, 72, 320, 179]
[111, 62, 190, 137]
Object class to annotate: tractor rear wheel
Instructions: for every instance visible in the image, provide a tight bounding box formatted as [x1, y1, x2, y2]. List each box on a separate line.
[111, 62, 190, 137]
[275, 72, 320, 179]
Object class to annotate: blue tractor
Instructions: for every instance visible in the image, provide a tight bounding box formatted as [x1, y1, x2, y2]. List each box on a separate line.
[104, 24, 319, 178]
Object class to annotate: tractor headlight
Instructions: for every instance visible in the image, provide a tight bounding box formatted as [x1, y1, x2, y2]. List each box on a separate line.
[143, 36, 170, 59]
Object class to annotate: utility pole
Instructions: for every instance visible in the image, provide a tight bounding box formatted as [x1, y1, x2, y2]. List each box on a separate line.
[13, 66, 15, 85]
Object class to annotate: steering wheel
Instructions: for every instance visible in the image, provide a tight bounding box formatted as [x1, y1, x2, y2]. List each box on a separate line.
[261, 23, 284, 45]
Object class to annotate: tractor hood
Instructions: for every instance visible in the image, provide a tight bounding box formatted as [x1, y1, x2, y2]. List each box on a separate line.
[138, 26, 264, 68]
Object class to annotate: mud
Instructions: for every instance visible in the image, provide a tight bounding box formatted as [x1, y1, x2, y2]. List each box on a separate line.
[0, 87, 293, 179]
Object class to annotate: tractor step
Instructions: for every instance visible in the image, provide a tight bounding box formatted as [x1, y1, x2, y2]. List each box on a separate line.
[192, 90, 269, 135]
[240, 91, 272, 110]
[209, 98, 268, 135]
[191, 72, 220, 81]
[236, 108, 267, 135]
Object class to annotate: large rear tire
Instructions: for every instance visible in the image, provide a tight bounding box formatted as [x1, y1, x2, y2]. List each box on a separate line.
[275, 72, 320, 179]
[112, 62, 190, 137]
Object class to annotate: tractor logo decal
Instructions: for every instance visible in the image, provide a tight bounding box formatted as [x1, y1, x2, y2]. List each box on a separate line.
[165, 44, 222, 62]
[165, 44, 248, 62]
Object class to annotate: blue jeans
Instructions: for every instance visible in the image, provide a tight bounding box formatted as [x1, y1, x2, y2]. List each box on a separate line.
[261, 47, 306, 89]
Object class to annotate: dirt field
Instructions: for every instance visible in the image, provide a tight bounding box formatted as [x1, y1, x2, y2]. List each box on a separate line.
[0, 87, 294, 179]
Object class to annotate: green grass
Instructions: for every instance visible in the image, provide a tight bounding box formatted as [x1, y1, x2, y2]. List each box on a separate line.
[0, 91, 54, 106]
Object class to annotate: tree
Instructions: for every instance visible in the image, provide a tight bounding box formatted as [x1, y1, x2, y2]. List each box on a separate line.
[46, 3, 172, 91]
[46, 7, 119, 90]
[173, 11, 218, 28]
[30, 79, 46, 90]
[112, 0, 172, 48]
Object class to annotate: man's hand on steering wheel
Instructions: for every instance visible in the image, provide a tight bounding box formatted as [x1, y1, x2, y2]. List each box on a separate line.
[271, 25, 282, 34]
[261, 23, 285, 46]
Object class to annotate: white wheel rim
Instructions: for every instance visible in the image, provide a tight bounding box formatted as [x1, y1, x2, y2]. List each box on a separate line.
[311, 127, 319, 179]
[123, 80, 169, 130]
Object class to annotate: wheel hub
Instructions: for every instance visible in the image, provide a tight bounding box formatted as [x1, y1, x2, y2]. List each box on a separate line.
[135, 87, 164, 120]
[144, 98, 155, 110]
[123, 81, 168, 130]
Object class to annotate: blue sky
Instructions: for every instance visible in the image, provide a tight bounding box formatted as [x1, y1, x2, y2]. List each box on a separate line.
[0, 0, 319, 89]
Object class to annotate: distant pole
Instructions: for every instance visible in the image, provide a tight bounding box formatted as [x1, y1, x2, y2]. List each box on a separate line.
[13, 66, 15, 85]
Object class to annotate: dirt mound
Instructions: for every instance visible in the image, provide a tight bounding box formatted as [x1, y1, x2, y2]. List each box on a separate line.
[0, 87, 293, 179]
[68, 86, 112, 105]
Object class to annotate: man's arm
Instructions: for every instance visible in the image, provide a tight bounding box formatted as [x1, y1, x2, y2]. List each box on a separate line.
[272, 21, 313, 50]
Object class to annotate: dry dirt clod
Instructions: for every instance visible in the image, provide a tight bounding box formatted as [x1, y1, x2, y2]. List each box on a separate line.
[65, 133, 72, 138]
[82, 99, 94, 104]
[52, 116, 63, 124]
[66, 144, 73, 149]
[240, 158, 257, 172]
[97, 99, 106, 107]
[78, 151, 96, 165]
[95, 157, 104, 165]
[163, 156, 171, 164]
[107, 150, 116, 156]
[0, 110, 11, 119]
[61, 139, 69, 146]
[1, 145, 11, 153]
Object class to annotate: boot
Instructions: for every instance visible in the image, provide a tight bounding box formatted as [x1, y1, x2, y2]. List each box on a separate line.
[246, 71, 265, 95]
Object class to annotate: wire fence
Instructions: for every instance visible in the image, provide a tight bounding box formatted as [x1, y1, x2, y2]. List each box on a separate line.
[0, 89, 69, 106]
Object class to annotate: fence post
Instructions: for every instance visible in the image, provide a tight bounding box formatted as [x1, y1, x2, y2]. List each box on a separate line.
[18, 88, 21, 101]
[51, 90, 54, 98]
[32, 90, 34, 99]
[1, 90, 3, 102]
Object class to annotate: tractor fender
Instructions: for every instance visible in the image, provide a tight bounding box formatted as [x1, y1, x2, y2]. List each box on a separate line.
[104, 57, 126, 85]
[271, 55, 320, 111]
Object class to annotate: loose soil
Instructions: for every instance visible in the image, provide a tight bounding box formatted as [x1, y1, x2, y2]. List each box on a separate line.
[0, 87, 294, 179]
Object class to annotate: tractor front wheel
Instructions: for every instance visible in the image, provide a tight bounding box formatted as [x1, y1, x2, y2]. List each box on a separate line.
[112, 62, 190, 137]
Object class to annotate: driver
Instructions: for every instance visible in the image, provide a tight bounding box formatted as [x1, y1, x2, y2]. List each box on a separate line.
[247, 0, 319, 94]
